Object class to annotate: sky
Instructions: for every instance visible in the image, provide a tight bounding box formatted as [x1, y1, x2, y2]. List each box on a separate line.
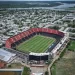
[0, 0, 75, 1]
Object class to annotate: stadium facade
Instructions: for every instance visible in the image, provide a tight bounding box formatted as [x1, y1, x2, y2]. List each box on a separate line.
[5, 28, 68, 61]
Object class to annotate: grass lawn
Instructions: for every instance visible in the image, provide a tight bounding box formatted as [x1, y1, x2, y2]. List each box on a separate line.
[51, 50, 75, 75]
[68, 40, 75, 51]
[22, 67, 30, 75]
[7, 63, 23, 69]
[56, 59, 75, 75]
[16, 35, 55, 53]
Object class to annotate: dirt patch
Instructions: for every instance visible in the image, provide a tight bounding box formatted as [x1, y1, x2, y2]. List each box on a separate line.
[63, 50, 75, 59]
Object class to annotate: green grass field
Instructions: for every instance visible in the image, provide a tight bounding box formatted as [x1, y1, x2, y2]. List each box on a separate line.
[68, 40, 75, 51]
[16, 35, 55, 53]
[51, 50, 75, 75]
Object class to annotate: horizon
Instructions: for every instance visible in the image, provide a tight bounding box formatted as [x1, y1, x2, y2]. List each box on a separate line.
[0, 0, 75, 1]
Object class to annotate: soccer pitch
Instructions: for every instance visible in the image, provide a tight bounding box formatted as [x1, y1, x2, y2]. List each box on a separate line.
[16, 35, 55, 53]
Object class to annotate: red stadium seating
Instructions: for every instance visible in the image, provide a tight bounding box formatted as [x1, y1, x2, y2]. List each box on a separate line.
[23, 31, 28, 37]
[28, 29, 33, 35]
[9, 37, 16, 43]
[5, 40, 11, 48]
[38, 28, 42, 32]
[5, 28, 64, 48]
[20, 32, 25, 38]
[14, 35, 21, 41]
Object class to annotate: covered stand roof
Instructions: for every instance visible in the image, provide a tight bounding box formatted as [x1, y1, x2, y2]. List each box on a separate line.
[29, 52, 50, 56]
[0, 48, 16, 62]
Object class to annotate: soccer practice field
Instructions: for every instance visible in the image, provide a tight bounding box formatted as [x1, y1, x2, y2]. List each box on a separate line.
[16, 35, 55, 53]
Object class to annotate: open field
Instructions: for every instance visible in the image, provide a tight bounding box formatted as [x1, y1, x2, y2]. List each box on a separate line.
[6, 63, 23, 69]
[16, 35, 55, 53]
[68, 40, 75, 51]
[51, 50, 75, 75]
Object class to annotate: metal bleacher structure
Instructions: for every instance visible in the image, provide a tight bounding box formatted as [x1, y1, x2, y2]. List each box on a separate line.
[5, 28, 67, 59]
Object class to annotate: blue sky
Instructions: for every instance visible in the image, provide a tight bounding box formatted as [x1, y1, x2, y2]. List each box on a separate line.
[0, 0, 75, 1]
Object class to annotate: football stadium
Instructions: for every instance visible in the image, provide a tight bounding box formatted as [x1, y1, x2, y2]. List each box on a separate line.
[5, 28, 68, 61]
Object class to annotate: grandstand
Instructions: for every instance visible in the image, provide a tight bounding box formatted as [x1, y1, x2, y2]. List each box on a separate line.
[29, 52, 50, 61]
[5, 28, 64, 49]
[5, 28, 68, 61]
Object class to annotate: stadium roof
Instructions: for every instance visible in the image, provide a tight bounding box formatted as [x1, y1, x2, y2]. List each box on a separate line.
[0, 48, 16, 62]
[29, 52, 50, 56]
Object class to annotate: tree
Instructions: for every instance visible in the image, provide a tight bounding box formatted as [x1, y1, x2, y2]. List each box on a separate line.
[8, 65, 11, 68]
[45, 71, 49, 75]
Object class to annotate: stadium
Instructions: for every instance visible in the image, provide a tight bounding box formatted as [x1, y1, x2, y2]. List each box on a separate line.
[5, 28, 67, 62]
